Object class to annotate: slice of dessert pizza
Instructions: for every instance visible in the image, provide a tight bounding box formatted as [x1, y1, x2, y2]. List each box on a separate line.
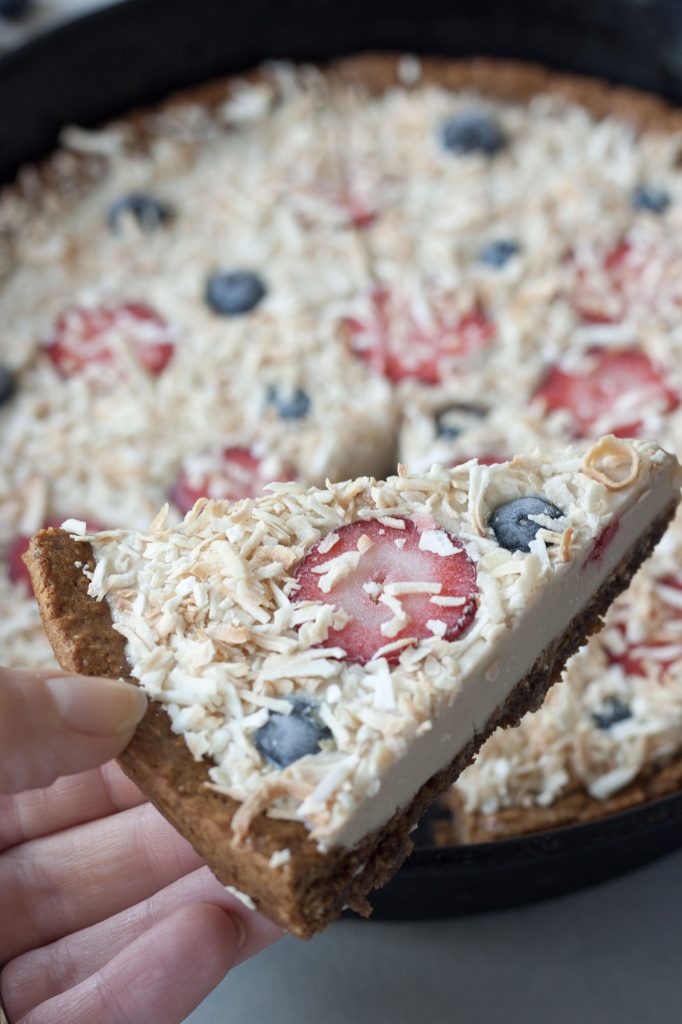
[25, 436, 681, 936]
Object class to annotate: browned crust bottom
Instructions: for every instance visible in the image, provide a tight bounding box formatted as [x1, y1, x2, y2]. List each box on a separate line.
[24, 496, 677, 936]
[436, 747, 682, 846]
[326, 53, 682, 131]
[5, 52, 682, 237]
[136, 53, 682, 137]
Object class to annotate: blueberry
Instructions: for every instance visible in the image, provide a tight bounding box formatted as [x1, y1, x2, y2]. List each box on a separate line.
[253, 696, 332, 769]
[0, 0, 30, 18]
[435, 414, 462, 441]
[435, 402, 486, 440]
[266, 385, 311, 421]
[479, 239, 521, 268]
[592, 696, 632, 730]
[205, 270, 266, 316]
[489, 496, 564, 553]
[107, 194, 172, 234]
[440, 111, 507, 156]
[632, 185, 671, 215]
[0, 364, 16, 406]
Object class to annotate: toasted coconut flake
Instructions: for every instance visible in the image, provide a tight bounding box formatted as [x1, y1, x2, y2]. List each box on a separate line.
[231, 774, 313, 845]
[268, 848, 292, 869]
[582, 436, 641, 490]
[559, 527, 574, 562]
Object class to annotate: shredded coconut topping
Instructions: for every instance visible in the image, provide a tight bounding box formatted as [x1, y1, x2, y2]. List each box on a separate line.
[84, 444, 663, 845]
[1, 61, 682, 829]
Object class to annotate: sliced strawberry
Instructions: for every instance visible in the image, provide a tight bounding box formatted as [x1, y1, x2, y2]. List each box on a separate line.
[448, 453, 506, 468]
[534, 348, 679, 438]
[570, 241, 635, 323]
[585, 519, 620, 566]
[568, 239, 678, 324]
[337, 172, 379, 230]
[610, 646, 648, 679]
[607, 575, 682, 678]
[290, 175, 378, 232]
[45, 302, 174, 380]
[170, 446, 293, 515]
[293, 517, 477, 664]
[347, 202, 377, 230]
[7, 517, 105, 594]
[346, 289, 494, 386]
[332, 179, 377, 230]
[7, 536, 34, 592]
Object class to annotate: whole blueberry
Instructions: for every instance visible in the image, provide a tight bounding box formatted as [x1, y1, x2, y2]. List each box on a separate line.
[489, 496, 564, 552]
[107, 194, 173, 234]
[0, 364, 16, 406]
[205, 270, 267, 316]
[440, 111, 507, 156]
[435, 402, 486, 440]
[479, 239, 521, 268]
[592, 696, 632, 731]
[266, 385, 311, 421]
[0, 0, 30, 18]
[254, 696, 332, 769]
[435, 414, 462, 441]
[632, 185, 671, 215]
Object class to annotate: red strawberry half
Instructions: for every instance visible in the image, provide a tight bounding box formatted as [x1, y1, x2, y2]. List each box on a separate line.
[45, 302, 174, 380]
[534, 348, 678, 438]
[171, 446, 293, 515]
[290, 175, 377, 232]
[346, 288, 494, 386]
[331, 164, 380, 230]
[340, 182, 377, 230]
[347, 201, 377, 231]
[448, 453, 506, 468]
[293, 517, 477, 664]
[606, 574, 682, 678]
[570, 241, 636, 323]
[568, 239, 680, 324]
[7, 517, 106, 594]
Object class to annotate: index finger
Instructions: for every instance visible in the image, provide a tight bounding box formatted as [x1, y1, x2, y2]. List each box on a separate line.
[4, 902, 243, 1024]
[0, 762, 145, 854]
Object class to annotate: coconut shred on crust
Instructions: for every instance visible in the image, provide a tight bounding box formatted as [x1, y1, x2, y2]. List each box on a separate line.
[79, 439, 670, 848]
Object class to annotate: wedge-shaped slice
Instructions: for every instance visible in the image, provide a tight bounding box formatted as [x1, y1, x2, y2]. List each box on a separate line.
[25, 436, 681, 936]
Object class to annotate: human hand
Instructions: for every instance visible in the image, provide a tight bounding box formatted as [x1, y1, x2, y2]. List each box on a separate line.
[0, 669, 282, 1023]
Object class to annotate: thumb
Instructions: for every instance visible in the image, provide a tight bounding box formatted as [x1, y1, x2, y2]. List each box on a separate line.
[0, 668, 147, 794]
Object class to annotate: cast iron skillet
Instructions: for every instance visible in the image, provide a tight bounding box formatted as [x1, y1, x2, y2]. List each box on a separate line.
[2, 0, 682, 918]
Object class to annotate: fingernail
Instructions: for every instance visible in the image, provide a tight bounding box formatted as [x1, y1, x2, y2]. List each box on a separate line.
[229, 914, 247, 947]
[46, 676, 148, 736]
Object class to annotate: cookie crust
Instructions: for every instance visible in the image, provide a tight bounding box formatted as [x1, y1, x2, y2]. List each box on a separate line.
[6, 52, 682, 230]
[327, 53, 682, 132]
[437, 747, 682, 845]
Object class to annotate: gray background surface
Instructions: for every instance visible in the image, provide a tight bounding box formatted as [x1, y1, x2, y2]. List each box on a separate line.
[3, 5, 681, 1022]
[188, 847, 682, 1024]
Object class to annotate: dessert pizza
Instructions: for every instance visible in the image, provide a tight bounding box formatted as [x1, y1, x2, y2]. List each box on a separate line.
[25, 439, 681, 933]
[2, 55, 682, 856]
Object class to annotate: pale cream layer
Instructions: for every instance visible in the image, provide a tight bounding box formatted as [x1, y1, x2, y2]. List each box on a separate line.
[328, 461, 679, 849]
